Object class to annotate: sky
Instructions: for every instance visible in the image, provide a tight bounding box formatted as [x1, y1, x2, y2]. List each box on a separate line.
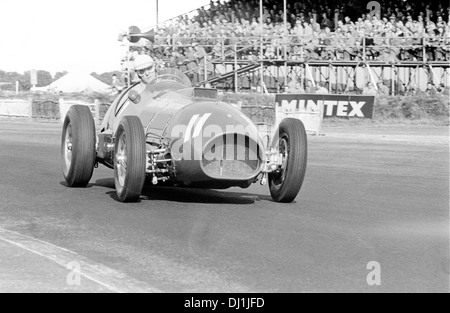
[0, 0, 211, 75]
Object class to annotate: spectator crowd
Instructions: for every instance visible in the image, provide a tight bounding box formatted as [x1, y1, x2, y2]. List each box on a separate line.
[119, 0, 449, 91]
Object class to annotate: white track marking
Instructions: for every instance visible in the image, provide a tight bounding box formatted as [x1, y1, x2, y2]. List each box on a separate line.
[0, 227, 161, 293]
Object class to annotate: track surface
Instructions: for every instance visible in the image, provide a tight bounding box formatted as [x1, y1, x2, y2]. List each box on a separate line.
[0, 120, 448, 293]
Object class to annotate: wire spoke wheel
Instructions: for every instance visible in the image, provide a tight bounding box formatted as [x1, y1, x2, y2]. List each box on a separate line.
[61, 105, 96, 187]
[62, 123, 73, 177]
[268, 118, 307, 203]
[116, 133, 128, 188]
[114, 116, 146, 202]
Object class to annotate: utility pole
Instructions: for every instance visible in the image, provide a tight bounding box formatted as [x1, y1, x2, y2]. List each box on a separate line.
[156, 0, 159, 25]
[260, 0, 263, 93]
[284, 0, 287, 92]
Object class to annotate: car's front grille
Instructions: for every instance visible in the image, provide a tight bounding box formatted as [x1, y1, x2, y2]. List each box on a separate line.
[202, 134, 262, 178]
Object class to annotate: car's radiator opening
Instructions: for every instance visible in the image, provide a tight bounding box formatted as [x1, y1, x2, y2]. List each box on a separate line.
[202, 134, 262, 178]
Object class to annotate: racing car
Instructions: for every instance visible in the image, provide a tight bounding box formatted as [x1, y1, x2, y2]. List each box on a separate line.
[61, 68, 307, 203]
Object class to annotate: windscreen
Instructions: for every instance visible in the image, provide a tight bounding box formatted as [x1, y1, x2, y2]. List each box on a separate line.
[149, 68, 192, 87]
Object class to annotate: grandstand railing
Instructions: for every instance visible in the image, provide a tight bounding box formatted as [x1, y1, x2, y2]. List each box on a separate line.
[125, 34, 450, 94]
[149, 35, 450, 63]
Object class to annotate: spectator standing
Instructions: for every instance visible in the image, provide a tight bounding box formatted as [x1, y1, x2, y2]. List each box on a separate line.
[435, 27, 446, 60]
[111, 74, 124, 95]
[405, 83, 420, 96]
[320, 12, 333, 29]
[341, 31, 351, 60]
[425, 82, 438, 95]
[363, 82, 377, 95]
[424, 28, 439, 61]
[305, 80, 316, 93]
[377, 81, 390, 95]
[171, 48, 186, 71]
[437, 83, 450, 95]
[315, 82, 329, 94]
[194, 42, 213, 81]
[287, 78, 305, 93]
[185, 45, 199, 84]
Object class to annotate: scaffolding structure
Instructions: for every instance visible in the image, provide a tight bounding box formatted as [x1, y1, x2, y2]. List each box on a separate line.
[202, 59, 450, 94]
[125, 35, 450, 94]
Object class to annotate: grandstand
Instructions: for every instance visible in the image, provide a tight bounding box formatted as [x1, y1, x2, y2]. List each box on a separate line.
[119, 0, 450, 95]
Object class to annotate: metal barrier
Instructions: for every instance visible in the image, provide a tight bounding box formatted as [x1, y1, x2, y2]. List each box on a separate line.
[145, 35, 450, 63]
[59, 99, 101, 125]
[0, 98, 105, 124]
[0, 99, 32, 118]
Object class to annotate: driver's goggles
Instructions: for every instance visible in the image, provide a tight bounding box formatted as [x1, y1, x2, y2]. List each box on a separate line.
[137, 65, 154, 75]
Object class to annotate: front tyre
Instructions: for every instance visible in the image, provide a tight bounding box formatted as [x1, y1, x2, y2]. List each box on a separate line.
[268, 118, 307, 203]
[114, 116, 146, 202]
[61, 105, 96, 187]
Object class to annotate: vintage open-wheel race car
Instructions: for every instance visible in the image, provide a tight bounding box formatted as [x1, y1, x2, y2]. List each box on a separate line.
[61, 68, 307, 203]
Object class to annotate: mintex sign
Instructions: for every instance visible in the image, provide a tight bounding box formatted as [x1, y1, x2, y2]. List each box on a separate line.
[275, 94, 375, 119]
[275, 94, 323, 134]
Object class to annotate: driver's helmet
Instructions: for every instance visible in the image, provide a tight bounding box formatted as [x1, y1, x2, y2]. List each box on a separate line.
[133, 54, 155, 71]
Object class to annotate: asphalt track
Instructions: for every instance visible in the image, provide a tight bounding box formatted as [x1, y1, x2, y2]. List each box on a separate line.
[0, 119, 448, 293]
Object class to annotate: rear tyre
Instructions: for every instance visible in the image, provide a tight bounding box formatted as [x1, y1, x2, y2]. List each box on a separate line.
[114, 116, 146, 202]
[268, 118, 307, 203]
[61, 105, 96, 187]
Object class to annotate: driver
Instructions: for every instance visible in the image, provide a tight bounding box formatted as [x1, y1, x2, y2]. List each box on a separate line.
[132, 54, 156, 94]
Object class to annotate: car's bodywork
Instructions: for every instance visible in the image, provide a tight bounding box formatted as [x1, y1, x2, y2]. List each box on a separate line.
[98, 69, 265, 189]
[61, 69, 307, 202]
